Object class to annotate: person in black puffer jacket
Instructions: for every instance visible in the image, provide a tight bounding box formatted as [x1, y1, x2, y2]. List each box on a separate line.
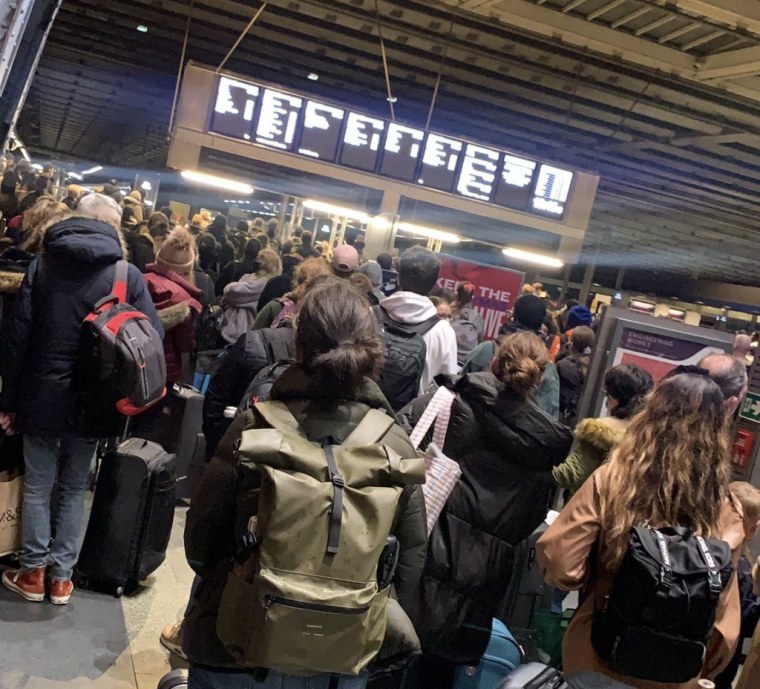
[0, 200, 163, 606]
[202, 273, 338, 459]
[202, 325, 295, 460]
[557, 326, 595, 427]
[399, 331, 573, 689]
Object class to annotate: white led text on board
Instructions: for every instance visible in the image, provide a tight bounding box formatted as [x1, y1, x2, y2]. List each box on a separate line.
[211, 75, 575, 218]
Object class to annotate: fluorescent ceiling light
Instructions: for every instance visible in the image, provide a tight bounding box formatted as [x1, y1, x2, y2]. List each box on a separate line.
[137, 24, 148, 32]
[181, 169, 254, 195]
[368, 215, 391, 230]
[502, 247, 563, 268]
[67, 172, 83, 180]
[82, 165, 103, 175]
[307, 72, 319, 81]
[397, 222, 460, 243]
[303, 199, 370, 222]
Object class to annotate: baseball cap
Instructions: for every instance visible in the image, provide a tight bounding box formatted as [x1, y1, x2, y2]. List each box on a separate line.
[331, 244, 359, 274]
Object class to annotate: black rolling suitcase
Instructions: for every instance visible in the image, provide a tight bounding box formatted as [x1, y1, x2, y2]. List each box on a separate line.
[75, 438, 176, 596]
[130, 383, 205, 500]
[499, 523, 555, 660]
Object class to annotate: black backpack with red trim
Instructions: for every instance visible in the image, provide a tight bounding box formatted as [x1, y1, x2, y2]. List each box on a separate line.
[69, 260, 167, 436]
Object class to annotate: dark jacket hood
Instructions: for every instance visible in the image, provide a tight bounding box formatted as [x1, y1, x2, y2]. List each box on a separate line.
[272, 363, 396, 417]
[445, 371, 572, 470]
[43, 217, 123, 264]
[498, 320, 535, 337]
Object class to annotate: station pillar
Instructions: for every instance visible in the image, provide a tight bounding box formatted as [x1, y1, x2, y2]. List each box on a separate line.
[364, 189, 400, 260]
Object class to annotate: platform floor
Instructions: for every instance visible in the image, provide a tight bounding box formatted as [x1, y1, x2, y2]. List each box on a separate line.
[0, 506, 193, 689]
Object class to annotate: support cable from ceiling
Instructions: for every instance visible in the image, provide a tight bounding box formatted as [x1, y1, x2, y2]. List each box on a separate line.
[216, 2, 268, 74]
[168, 0, 194, 137]
[374, 0, 396, 121]
[425, 9, 457, 131]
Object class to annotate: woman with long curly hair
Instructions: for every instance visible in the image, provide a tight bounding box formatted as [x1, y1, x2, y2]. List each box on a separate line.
[538, 371, 744, 689]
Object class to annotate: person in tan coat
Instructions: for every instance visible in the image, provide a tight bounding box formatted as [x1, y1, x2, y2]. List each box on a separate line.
[737, 557, 760, 689]
[538, 371, 744, 689]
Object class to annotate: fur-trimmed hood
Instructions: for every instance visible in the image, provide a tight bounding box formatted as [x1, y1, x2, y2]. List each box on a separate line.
[574, 415, 629, 452]
[0, 270, 25, 294]
[157, 301, 191, 332]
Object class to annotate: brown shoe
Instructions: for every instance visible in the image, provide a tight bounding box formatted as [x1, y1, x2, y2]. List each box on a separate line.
[2, 567, 46, 602]
[49, 578, 74, 605]
[160, 620, 188, 660]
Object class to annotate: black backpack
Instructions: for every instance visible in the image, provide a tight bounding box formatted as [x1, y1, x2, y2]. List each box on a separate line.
[70, 260, 167, 436]
[196, 303, 224, 351]
[237, 328, 294, 411]
[373, 305, 440, 411]
[591, 526, 733, 684]
[237, 361, 291, 412]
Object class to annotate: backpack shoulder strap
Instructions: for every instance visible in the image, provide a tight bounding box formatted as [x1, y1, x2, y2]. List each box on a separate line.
[113, 260, 128, 304]
[372, 304, 387, 324]
[343, 408, 395, 447]
[410, 313, 442, 336]
[374, 304, 440, 337]
[261, 328, 292, 363]
[253, 400, 307, 438]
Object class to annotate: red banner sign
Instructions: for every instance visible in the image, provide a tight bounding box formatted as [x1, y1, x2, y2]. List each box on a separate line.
[437, 255, 525, 340]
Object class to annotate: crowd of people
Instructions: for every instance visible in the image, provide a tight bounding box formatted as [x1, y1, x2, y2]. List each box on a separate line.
[0, 154, 758, 689]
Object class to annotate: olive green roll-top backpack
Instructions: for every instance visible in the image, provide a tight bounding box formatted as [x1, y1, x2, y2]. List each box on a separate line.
[216, 400, 426, 676]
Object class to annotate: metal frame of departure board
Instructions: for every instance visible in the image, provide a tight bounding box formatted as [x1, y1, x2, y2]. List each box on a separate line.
[167, 63, 600, 263]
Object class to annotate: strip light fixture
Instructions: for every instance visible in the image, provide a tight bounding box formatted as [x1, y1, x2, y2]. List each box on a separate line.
[502, 247, 563, 268]
[181, 169, 254, 194]
[303, 199, 371, 223]
[82, 165, 104, 175]
[396, 222, 460, 243]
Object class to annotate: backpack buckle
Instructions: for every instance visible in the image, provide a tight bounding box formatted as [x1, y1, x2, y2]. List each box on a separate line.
[331, 474, 345, 488]
[707, 570, 723, 596]
[235, 530, 260, 564]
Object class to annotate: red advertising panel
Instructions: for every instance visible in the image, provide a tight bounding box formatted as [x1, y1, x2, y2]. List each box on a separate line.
[612, 327, 725, 384]
[436, 254, 525, 340]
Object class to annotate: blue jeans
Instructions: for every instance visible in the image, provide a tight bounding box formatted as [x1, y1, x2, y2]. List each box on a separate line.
[188, 667, 368, 689]
[20, 435, 97, 580]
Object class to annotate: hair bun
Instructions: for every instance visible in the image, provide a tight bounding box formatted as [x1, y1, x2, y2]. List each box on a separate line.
[493, 332, 547, 395]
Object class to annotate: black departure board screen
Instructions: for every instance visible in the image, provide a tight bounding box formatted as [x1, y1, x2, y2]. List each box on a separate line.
[532, 164, 574, 217]
[340, 113, 385, 171]
[255, 88, 302, 151]
[207, 74, 578, 219]
[298, 101, 345, 160]
[418, 134, 462, 192]
[380, 123, 424, 181]
[493, 154, 537, 209]
[457, 144, 500, 202]
[212, 76, 260, 140]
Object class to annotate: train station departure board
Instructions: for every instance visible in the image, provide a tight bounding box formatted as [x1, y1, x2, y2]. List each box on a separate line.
[210, 75, 576, 219]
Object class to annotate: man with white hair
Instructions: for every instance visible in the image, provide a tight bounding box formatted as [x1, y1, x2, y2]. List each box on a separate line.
[698, 352, 749, 416]
[0, 198, 162, 607]
[733, 333, 753, 364]
[77, 191, 122, 230]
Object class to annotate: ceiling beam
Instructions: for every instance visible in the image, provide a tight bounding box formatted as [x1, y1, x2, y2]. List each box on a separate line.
[433, 0, 698, 74]
[697, 45, 760, 79]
